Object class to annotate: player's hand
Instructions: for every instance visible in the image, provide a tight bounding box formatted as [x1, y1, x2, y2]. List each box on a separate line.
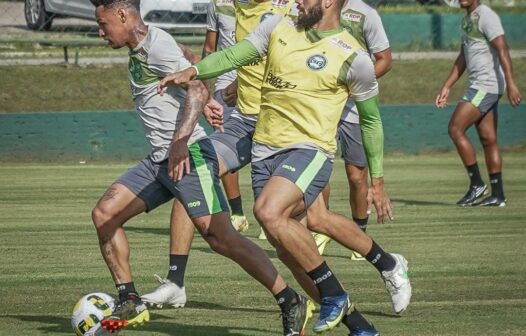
[221, 80, 238, 107]
[167, 136, 191, 181]
[507, 82, 522, 107]
[369, 177, 393, 224]
[157, 67, 197, 95]
[435, 86, 450, 108]
[204, 98, 224, 132]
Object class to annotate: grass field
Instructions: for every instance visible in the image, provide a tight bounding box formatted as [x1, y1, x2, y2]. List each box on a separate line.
[0, 152, 525, 335]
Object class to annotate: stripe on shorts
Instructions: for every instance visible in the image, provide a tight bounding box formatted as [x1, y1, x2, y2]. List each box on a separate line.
[471, 90, 487, 107]
[295, 151, 327, 193]
[189, 142, 222, 214]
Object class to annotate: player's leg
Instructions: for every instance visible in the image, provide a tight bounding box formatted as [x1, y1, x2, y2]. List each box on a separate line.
[214, 92, 250, 232]
[253, 149, 351, 332]
[474, 99, 506, 206]
[175, 138, 310, 335]
[306, 195, 412, 315]
[95, 158, 173, 331]
[141, 198, 193, 308]
[449, 90, 489, 205]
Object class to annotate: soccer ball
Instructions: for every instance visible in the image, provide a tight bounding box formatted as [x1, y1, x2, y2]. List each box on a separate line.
[71, 292, 116, 336]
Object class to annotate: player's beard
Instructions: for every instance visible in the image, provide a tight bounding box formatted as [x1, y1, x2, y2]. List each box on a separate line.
[297, 0, 323, 29]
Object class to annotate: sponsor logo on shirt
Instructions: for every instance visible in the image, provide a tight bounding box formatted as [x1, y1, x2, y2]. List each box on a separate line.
[266, 70, 297, 89]
[330, 38, 353, 53]
[306, 54, 327, 71]
[342, 12, 362, 22]
[272, 0, 290, 8]
[217, 0, 234, 6]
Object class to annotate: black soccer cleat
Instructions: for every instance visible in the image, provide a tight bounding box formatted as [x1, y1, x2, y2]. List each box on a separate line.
[456, 184, 488, 206]
[474, 195, 506, 207]
[101, 295, 150, 333]
[281, 294, 313, 336]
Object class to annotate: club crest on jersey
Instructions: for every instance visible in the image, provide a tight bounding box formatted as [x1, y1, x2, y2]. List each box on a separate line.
[342, 12, 362, 22]
[306, 54, 327, 71]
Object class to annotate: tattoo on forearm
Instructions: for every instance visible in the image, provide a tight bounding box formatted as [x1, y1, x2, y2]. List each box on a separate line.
[179, 83, 209, 136]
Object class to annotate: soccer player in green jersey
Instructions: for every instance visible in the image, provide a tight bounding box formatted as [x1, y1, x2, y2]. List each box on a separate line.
[436, 0, 521, 207]
[158, 0, 412, 333]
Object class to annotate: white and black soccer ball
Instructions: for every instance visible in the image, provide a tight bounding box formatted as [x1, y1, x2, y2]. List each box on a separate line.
[71, 292, 116, 336]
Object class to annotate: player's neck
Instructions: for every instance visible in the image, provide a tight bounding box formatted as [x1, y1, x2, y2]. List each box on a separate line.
[127, 21, 149, 50]
[312, 13, 341, 31]
[465, 1, 480, 14]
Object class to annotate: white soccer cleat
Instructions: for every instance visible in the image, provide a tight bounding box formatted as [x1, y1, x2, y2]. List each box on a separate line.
[231, 215, 249, 232]
[140, 274, 186, 308]
[381, 253, 412, 314]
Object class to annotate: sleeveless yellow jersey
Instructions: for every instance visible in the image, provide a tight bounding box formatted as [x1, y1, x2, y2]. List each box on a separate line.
[253, 18, 363, 153]
[234, 0, 294, 115]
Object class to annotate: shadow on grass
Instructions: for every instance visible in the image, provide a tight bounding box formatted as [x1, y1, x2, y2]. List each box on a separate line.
[360, 310, 403, 319]
[391, 198, 452, 206]
[150, 301, 275, 314]
[9, 314, 266, 335]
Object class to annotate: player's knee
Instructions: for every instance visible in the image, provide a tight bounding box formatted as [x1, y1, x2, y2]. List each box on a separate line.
[306, 212, 329, 234]
[253, 201, 279, 227]
[448, 123, 464, 141]
[349, 172, 367, 188]
[479, 133, 497, 147]
[91, 205, 116, 231]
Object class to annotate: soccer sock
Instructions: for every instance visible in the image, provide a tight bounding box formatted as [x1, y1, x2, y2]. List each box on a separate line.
[167, 254, 188, 287]
[274, 286, 298, 311]
[365, 241, 396, 273]
[116, 282, 137, 303]
[228, 196, 244, 216]
[353, 217, 369, 233]
[343, 307, 374, 332]
[489, 172, 505, 199]
[307, 261, 346, 298]
[466, 163, 484, 187]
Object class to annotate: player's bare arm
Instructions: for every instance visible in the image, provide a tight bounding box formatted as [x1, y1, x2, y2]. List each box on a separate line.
[372, 49, 392, 78]
[436, 49, 466, 108]
[490, 35, 522, 107]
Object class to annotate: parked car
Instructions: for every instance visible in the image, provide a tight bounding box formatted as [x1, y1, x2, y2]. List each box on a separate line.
[24, 0, 210, 31]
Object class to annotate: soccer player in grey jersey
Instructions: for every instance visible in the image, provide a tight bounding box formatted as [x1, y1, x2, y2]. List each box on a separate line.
[90, 1, 309, 334]
[436, 0, 521, 207]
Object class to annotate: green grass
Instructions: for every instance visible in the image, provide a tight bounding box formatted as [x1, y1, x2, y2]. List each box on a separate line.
[0, 152, 525, 335]
[1, 59, 526, 113]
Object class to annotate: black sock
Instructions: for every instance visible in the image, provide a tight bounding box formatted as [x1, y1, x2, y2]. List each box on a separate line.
[307, 261, 345, 298]
[489, 172, 505, 199]
[365, 241, 396, 273]
[274, 286, 298, 311]
[116, 282, 137, 303]
[228, 196, 244, 216]
[466, 163, 484, 187]
[353, 217, 369, 233]
[343, 307, 374, 332]
[167, 254, 188, 287]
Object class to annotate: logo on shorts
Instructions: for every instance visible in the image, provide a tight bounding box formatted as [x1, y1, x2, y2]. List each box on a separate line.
[188, 201, 201, 208]
[306, 54, 327, 71]
[282, 164, 296, 172]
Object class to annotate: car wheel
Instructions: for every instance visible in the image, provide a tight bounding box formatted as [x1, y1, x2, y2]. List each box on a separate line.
[24, 0, 54, 31]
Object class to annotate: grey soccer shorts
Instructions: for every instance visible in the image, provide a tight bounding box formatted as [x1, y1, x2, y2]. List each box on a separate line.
[337, 120, 368, 167]
[251, 148, 333, 209]
[116, 138, 228, 218]
[461, 87, 502, 114]
[209, 109, 256, 172]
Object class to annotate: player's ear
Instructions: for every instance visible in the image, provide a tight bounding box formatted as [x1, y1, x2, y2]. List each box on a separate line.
[117, 8, 127, 23]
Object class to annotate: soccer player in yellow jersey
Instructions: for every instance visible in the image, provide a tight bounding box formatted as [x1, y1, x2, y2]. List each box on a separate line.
[159, 0, 412, 333]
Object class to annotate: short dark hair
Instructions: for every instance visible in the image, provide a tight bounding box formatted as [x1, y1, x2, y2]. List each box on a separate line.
[90, 0, 140, 10]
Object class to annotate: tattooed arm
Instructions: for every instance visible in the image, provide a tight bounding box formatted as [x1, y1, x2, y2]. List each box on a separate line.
[167, 80, 210, 181]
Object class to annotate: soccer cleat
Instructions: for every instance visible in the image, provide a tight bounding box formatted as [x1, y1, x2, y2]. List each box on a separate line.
[456, 184, 488, 206]
[312, 233, 331, 255]
[381, 253, 412, 314]
[350, 251, 365, 261]
[140, 274, 187, 308]
[313, 293, 351, 333]
[281, 294, 313, 336]
[258, 228, 267, 240]
[474, 195, 506, 207]
[101, 295, 149, 333]
[349, 327, 380, 336]
[231, 214, 249, 232]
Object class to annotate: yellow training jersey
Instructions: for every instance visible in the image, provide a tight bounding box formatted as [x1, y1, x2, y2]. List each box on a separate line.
[252, 17, 364, 153]
[234, 0, 294, 115]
